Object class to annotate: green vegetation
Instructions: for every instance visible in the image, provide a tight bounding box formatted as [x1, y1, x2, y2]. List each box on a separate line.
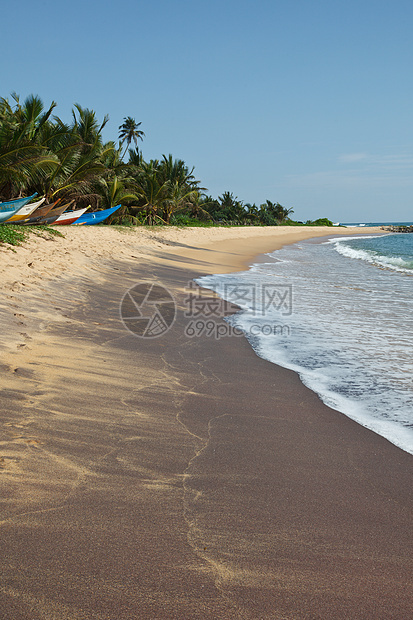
[305, 217, 335, 226]
[0, 224, 27, 246]
[0, 223, 63, 246]
[0, 93, 334, 227]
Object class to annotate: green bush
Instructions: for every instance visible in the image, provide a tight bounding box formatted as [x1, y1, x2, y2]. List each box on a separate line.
[0, 224, 63, 247]
[170, 214, 214, 227]
[305, 218, 334, 226]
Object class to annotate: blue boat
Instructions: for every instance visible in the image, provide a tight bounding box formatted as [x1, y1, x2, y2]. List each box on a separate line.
[0, 193, 38, 223]
[73, 204, 121, 225]
[0, 193, 38, 213]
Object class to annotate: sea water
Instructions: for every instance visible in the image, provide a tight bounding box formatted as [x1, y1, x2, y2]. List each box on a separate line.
[197, 233, 413, 455]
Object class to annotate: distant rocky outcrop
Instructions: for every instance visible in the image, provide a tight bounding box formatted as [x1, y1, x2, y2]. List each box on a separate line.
[382, 225, 413, 233]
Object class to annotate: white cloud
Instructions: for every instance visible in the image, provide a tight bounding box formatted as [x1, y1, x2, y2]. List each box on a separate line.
[339, 153, 368, 163]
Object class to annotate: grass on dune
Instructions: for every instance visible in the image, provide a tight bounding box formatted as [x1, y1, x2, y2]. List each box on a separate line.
[0, 224, 64, 247]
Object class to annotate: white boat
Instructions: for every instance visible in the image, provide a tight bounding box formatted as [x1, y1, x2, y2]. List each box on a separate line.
[7, 197, 46, 222]
[53, 207, 90, 225]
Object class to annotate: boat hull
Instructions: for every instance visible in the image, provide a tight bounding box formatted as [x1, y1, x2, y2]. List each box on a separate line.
[20, 202, 73, 225]
[0, 194, 38, 222]
[19, 201, 58, 224]
[73, 204, 121, 225]
[7, 197, 46, 222]
[53, 207, 90, 225]
[0, 193, 37, 213]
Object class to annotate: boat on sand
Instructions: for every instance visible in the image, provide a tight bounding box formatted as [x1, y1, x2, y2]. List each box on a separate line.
[7, 197, 46, 222]
[20, 201, 73, 225]
[52, 206, 90, 225]
[0, 193, 38, 223]
[73, 204, 121, 225]
[18, 200, 60, 224]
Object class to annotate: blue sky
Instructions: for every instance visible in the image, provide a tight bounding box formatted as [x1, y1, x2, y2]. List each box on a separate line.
[2, 0, 412, 222]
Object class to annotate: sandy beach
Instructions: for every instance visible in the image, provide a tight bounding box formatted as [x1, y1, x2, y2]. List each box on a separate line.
[1, 224, 412, 619]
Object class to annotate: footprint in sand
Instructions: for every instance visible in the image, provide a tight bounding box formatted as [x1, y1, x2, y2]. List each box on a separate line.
[19, 333, 32, 340]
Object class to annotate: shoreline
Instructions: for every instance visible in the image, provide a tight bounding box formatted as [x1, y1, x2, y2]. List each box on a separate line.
[1, 225, 411, 618]
[195, 232, 413, 457]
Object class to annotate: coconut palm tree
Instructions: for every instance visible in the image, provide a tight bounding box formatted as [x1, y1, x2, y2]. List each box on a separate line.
[218, 191, 245, 224]
[132, 160, 171, 225]
[0, 95, 58, 199]
[118, 117, 145, 161]
[98, 175, 139, 209]
[127, 147, 143, 167]
[274, 202, 294, 223]
[162, 182, 200, 224]
[259, 200, 294, 225]
[155, 155, 204, 223]
[245, 203, 260, 225]
[158, 154, 198, 187]
[35, 107, 109, 204]
[72, 104, 109, 152]
[11, 93, 57, 142]
[186, 192, 213, 221]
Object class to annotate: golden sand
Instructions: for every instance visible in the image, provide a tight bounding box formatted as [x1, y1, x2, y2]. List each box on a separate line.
[2, 224, 410, 620]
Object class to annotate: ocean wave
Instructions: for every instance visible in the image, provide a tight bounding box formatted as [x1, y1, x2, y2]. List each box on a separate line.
[197, 235, 413, 455]
[333, 240, 413, 273]
[225, 310, 413, 455]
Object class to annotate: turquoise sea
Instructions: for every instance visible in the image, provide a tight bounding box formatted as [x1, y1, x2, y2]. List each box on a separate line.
[197, 231, 413, 455]
[340, 221, 413, 227]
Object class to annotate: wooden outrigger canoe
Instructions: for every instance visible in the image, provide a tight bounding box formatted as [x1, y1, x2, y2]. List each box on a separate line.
[0, 193, 38, 223]
[16, 199, 61, 225]
[20, 201, 74, 226]
[73, 204, 121, 225]
[0, 193, 38, 212]
[7, 197, 46, 222]
[52, 206, 90, 226]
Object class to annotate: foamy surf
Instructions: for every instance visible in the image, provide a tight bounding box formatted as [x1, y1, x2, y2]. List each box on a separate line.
[329, 235, 413, 273]
[197, 233, 413, 455]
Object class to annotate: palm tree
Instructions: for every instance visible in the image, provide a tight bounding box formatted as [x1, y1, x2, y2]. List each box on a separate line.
[187, 192, 213, 221]
[132, 160, 171, 225]
[95, 175, 140, 223]
[127, 147, 143, 167]
[11, 93, 57, 142]
[36, 107, 109, 203]
[162, 182, 200, 224]
[245, 203, 260, 225]
[0, 94, 58, 199]
[218, 192, 245, 224]
[98, 175, 139, 209]
[274, 202, 294, 223]
[118, 117, 145, 161]
[158, 154, 196, 186]
[259, 201, 294, 225]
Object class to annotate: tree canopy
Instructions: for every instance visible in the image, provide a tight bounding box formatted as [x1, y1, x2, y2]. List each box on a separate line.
[0, 93, 332, 227]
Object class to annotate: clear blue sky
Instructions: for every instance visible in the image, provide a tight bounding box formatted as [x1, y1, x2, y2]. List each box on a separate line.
[2, 0, 412, 222]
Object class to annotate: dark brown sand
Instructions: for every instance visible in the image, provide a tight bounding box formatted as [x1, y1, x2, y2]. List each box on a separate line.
[1, 233, 412, 619]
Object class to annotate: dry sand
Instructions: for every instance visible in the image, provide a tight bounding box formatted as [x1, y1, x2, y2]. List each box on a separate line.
[0, 225, 412, 619]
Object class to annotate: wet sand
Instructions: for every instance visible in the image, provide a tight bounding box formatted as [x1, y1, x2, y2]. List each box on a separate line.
[0, 226, 412, 618]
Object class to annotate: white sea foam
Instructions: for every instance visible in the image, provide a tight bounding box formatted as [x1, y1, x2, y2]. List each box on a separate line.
[197, 234, 413, 455]
[333, 241, 413, 273]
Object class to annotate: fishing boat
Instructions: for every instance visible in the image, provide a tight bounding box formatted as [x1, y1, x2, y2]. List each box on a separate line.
[18, 199, 60, 224]
[27, 201, 75, 225]
[0, 193, 37, 212]
[0, 193, 38, 223]
[19, 201, 73, 225]
[7, 197, 46, 222]
[53, 206, 90, 226]
[73, 204, 121, 225]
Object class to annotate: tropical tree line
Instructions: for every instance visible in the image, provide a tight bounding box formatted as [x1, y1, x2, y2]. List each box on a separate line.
[0, 94, 332, 226]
